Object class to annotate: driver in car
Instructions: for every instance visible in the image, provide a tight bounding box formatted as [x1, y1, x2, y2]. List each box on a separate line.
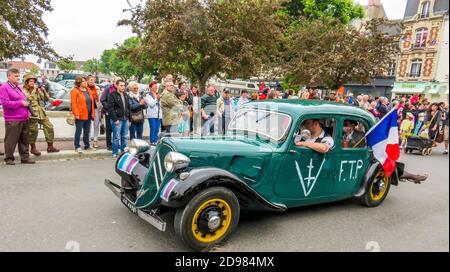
[295, 119, 333, 154]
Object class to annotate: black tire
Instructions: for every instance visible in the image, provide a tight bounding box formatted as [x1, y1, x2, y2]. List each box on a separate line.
[358, 166, 391, 207]
[174, 186, 240, 251]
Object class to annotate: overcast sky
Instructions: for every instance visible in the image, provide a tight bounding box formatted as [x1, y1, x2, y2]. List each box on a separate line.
[25, 0, 407, 65]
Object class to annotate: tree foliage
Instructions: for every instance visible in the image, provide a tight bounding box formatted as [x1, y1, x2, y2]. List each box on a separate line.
[56, 57, 76, 73]
[84, 58, 101, 77]
[99, 37, 150, 82]
[0, 0, 58, 60]
[284, 18, 401, 88]
[120, 0, 283, 92]
[282, 0, 365, 25]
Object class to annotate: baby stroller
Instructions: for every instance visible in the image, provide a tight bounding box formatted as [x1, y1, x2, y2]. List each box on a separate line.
[404, 135, 434, 156]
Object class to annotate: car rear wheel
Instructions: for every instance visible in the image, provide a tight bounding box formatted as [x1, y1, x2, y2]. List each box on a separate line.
[359, 167, 391, 207]
[174, 186, 240, 251]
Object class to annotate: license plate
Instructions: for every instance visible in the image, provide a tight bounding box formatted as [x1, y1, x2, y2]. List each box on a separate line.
[121, 195, 137, 214]
[118, 153, 139, 175]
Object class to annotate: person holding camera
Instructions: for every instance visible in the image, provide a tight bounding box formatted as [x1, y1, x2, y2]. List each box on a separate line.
[22, 74, 60, 156]
[127, 81, 146, 140]
[0, 68, 35, 165]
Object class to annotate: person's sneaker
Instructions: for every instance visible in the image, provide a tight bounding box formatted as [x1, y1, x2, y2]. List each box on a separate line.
[85, 147, 95, 152]
[5, 159, 15, 165]
[75, 148, 83, 154]
[93, 142, 99, 149]
[21, 159, 36, 164]
[112, 154, 118, 158]
[444, 150, 448, 155]
[107, 146, 112, 151]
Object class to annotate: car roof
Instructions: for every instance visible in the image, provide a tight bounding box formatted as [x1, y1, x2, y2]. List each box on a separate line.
[243, 99, 377, 125]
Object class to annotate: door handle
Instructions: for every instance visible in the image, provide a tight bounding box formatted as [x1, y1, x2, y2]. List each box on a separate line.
[289, 150, 299, 155]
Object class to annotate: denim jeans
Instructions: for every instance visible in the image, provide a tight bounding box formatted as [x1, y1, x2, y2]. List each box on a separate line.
[148, 118, 161, 144]
[129, 122, 144, 140]
[202, 116, 216, 136]
[110, 119, 129, 155]
[74, 119, 91, 149]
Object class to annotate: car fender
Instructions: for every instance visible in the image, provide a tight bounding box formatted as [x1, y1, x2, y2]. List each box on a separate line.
[161, 167, 287, 212]
[354, 160, 399, 198]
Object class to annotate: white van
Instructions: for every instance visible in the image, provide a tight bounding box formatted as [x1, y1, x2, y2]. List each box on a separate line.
[211, 79, 259, 97]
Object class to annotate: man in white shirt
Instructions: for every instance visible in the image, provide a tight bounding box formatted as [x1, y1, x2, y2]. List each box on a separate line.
[295, 119, 334, 153]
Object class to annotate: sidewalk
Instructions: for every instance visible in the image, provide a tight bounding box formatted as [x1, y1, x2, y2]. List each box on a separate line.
[0, 116, 151, 143]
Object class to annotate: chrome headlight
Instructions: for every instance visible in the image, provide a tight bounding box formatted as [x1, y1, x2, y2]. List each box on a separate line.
[164, 152, 190, 173]
[128, 139, 150, 156]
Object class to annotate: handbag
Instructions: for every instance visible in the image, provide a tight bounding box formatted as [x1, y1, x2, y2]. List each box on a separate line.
[131, 110, 145, 123]
[66, 112, 75, 126]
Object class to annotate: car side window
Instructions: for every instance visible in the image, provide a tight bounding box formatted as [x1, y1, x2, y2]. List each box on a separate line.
[342, 119, 367, 149]
[295, 118, 336, 150]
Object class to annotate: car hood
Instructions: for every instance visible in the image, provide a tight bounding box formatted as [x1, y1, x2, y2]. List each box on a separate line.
[162, 135, 276, 180]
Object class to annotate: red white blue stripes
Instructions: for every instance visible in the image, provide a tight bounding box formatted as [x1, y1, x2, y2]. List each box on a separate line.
[366, 108, 400, 177]
[118, 153, 139, 175]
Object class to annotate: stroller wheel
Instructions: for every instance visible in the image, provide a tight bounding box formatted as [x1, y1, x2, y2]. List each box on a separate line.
[427, 148, 433, 156]
[421, 149, 428, 156]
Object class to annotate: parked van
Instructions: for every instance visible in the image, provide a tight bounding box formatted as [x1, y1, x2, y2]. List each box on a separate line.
[212, 79, 259, 97]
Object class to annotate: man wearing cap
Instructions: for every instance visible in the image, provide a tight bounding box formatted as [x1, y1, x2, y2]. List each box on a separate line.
[0, 68, 35, 165]
[22, 74, 60, 156]
[216, 88, 235, 135]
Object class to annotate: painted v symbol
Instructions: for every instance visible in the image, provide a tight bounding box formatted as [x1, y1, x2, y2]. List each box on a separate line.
[295, 159, 326, 197]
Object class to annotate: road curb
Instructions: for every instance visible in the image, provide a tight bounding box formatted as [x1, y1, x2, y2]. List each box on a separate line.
[13, 149, 113, 162]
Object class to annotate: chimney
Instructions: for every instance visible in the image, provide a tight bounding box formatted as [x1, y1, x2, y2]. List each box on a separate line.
[368, 0, 381, 6]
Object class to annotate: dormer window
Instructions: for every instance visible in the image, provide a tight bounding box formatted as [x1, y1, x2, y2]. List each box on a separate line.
[420, 1, 430, 18]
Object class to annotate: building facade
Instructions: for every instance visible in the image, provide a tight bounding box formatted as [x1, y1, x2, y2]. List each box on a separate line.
[392, 0, 449, 102]
[345, 0, 401, 98]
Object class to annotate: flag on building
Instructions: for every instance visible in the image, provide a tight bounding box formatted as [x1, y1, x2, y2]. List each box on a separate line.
[366, 108, 400, 177]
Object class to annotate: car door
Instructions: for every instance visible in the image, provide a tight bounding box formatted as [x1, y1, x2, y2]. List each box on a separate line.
[333, 116, 372, 196]
[274, 115, 338, 200]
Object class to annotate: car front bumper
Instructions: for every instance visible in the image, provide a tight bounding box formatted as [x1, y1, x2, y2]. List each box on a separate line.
[104, 179, 167, 232]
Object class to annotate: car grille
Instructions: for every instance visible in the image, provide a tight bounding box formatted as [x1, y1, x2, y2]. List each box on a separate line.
[135, 143, 173, 209]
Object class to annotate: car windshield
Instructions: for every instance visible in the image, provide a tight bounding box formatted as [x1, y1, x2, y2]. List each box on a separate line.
[228, 109, 291, 141]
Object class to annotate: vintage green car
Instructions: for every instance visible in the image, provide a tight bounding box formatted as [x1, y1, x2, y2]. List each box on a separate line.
[105, 100, 400, 251]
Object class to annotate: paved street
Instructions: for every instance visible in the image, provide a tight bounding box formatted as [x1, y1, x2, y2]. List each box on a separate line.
[0, 148, 448, 252]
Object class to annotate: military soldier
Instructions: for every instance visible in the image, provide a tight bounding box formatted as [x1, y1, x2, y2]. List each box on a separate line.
[22, 74, 60, 155]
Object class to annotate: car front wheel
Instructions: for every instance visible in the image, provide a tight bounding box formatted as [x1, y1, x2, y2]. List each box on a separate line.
[359, 167, 391, 207]
[174, 186, 240, 251]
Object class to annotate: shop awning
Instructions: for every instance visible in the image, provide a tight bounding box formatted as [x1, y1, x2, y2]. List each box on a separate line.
[428, 88, 440, 94]
[391, 88, 424, 94]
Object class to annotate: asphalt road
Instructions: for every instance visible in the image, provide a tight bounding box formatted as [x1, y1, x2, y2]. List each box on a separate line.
[0, 148, 448, 252]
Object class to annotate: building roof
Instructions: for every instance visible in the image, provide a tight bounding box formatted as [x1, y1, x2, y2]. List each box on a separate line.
[404, 0, 449, 18]
[7, 61, 39, 71]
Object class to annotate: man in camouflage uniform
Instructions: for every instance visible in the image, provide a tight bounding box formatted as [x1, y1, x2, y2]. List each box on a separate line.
[22, 74, 59, 155]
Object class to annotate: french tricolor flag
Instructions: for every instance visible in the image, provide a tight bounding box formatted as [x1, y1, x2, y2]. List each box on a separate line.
[366, 108, 400, 177]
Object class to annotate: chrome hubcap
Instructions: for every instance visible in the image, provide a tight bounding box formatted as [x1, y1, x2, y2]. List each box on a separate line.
[208, 215, 221, 230]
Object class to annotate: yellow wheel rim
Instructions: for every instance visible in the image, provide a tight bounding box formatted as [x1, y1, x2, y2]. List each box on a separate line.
[191, 198, 232, 243]
[370, 171, 389, 201]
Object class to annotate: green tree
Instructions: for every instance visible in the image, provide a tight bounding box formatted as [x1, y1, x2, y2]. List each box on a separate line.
[0, 0, 58, 60]
[283, 18, 401, 89]
[119, 0, 283, 93]
[56, 57, 76, 73]
[282, 0, 365, 24]
[84, 58, 101, 77]
[99, 43, 141, 82]
[30, 66, 41, 76]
